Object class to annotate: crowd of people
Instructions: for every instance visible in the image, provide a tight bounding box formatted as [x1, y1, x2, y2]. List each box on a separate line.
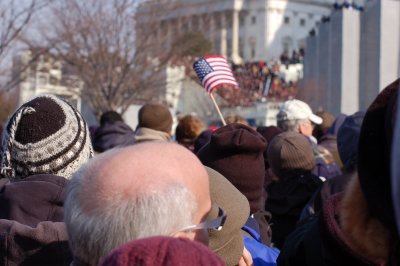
[0, 78, 399, 265]
[279, 49, 304, 66]
[231, 61, 298, 103]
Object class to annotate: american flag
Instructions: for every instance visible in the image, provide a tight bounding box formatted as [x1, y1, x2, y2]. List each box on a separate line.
[193, 55, 239, 94]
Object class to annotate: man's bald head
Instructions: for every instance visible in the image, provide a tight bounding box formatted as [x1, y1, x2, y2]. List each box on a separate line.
[77, 142, 209, 210]
[65, 142, 211, 265]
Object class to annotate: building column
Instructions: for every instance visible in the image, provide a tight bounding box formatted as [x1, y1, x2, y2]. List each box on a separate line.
[220, 12, 227, 58]
[209, 13, 215, 43]
[231, 9, 242, 63]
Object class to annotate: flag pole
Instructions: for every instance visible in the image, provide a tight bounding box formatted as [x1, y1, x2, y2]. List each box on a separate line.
[210, 92, 226, 126]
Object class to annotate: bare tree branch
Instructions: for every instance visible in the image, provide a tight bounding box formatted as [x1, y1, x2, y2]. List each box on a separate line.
[26, 0, 197, 116]
[0, 0, 50, 92]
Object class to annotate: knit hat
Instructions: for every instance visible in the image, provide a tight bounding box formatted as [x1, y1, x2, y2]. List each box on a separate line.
[256, 126, 283, 145]
[358, 78, 399, 233]
[267, 131, 315, 178]
[138, 103, 173, 134]
[197, 123, 267, 214]
[337, 111, 365, 171]
[277, 99, 323, 125]
[0, 95, 93, 180]
[206, 166, 249, 266]
[99, 236, 225, 266]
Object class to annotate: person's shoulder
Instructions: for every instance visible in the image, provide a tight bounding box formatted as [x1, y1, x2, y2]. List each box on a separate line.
[243, 236, 280, 265]
[277, 214, 322, 266]
[0, 178, 10, 189]
[0, 219, 72, 265]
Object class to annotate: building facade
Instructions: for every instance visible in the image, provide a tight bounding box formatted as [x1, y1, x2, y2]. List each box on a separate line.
[299, 0, 400, 115]
[12, 50, 83, 110]
[139, 0, 334, 63]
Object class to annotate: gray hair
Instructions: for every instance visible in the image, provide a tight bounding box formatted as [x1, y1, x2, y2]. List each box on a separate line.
[64, 165, 198, 265]
[277, 112, 309, 133]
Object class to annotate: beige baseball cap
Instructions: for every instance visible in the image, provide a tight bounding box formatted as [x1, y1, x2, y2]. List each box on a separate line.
[277, 99, 323, 125]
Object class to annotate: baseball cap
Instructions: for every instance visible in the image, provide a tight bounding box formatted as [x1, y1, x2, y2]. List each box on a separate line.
[277, 99, 323, 125]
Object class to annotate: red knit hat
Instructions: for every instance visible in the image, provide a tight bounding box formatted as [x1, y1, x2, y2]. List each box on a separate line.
[98, 236, 225, 266]
[197, 123, 267, 214]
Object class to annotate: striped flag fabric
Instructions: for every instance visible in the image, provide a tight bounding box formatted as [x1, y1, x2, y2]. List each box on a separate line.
[193, 55, 239, 94]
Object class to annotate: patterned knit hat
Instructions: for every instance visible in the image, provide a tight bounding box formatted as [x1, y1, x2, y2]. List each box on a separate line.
[0, 95, 93, 180]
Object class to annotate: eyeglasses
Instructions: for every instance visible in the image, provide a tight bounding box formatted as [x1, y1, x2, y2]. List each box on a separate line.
[172, 207, 227, 234]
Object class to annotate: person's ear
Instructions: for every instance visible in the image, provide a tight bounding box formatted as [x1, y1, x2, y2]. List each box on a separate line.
[171, 231, 194, 240]
[298, 122, 307, 134]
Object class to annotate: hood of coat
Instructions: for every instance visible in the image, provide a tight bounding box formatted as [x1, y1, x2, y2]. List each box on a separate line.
[266, 172, 323, 217]
[92, 121, 135, 152]
[0, 174, 68, 227]
[0, 219, 72, 265]
[323, 188, 389, 265]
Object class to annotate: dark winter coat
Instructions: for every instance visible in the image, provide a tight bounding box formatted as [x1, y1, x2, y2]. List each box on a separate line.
[0, 219, 71, 265]
[278, 193, 386, 266]
[92, 121, 135, 152]
[0, 175, 72, 265]
[319, 134, 343, 168]
[299, 170, 355, 220]
[0, 174, 67, 226]
[311, 142, 342, 179]
[265, 172, 323, 249]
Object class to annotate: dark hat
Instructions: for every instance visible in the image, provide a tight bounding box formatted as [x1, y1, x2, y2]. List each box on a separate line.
[206, 166, 249, 266]
[337, 111, 365, 170]
[98, 236, 225, 266]
[267, 131, 315, 178]
[358, 78, 399, 232]
[100, 111, 123, 126]
[194, 129, 213, 154]
[138, 103, 173, 133]
[256, 126, 282, 144]
[197, 123, 267, 214]
[256, 126, 283, 166]
[0, 95, 93, 180]
[328, 113, 348, 136]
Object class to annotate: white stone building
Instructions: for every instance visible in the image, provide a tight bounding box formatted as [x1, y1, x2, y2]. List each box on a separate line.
[359, 0, 400, 110]
[299, 0, 400, 115]
[139, 0, 335, 63]
[12, 50, 83, 111]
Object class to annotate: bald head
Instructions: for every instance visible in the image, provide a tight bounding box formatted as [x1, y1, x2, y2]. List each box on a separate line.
[79, 142, 209, 211]
[65, 142, 211, 265]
